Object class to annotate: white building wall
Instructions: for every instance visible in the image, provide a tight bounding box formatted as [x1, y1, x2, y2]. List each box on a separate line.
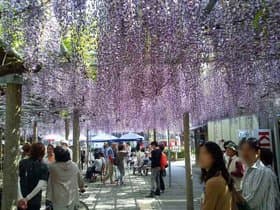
[208, 115, 259, 144]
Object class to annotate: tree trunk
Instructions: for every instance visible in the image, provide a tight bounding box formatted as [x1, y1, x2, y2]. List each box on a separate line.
[2, 83, 22, 210]
[72, 109, 80, 163]
[33, 121, 38, 143]
[183, 112, 194, 210]
[65, 118, 70, 140]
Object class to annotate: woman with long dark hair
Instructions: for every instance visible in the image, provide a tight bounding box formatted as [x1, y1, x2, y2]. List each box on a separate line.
[199, 141, 234, 210]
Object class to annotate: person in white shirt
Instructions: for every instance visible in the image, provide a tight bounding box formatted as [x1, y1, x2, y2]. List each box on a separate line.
[47, 146, 84, 210]
[239, 137, 280, 210]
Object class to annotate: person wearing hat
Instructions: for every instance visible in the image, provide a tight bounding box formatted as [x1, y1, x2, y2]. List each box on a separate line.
[225, 141, 244, 191]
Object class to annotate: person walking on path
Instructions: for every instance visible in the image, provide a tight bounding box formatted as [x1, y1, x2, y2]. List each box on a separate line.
[159, 144, 168, 193]
[47, 146, 85, 210]
[103, 143, 115, 184]
[239, 138, 280, 210]
[225, 141, 244, 191]
[146, 141, 162, 198]
[99, 152, 106, 175]
[18, 143, 49, 210]
[136, 147, 145, 174]
[199, 141, 234, 210]
[116, 144, 128, 185]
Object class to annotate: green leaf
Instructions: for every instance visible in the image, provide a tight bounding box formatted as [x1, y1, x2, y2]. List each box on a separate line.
[253, 9, 263, 30]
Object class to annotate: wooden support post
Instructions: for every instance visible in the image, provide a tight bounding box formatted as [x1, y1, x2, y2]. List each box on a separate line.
[65, 118, 70, 140]
[86, 128, 89, 169]
[33, 121, 38, 143]
[2, 83, 22, 210]
[153, 128, 156, 142]
[73, 109, 80, 163]
[167, 128, 172, 188]
[184, 112, 194, 210]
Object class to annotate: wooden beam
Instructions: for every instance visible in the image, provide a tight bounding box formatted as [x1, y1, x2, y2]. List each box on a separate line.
[0, 62, 25, 76]
[0, 74, 23, 84]
[0, 62, 41, 77]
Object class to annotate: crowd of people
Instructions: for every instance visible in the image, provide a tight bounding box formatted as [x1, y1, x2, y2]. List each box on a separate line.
[86, 141, 168, 191]
[199, 138, 280, 210]
[18, 142, 84, 210]
[17, 137, 280, 210]
[17, 140, 169, 210]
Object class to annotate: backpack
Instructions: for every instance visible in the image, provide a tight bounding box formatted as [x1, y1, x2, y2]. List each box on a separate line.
[160, 152, 168, 169]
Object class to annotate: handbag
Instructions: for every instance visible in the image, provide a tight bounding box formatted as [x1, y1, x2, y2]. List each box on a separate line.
[232, 189, 251, 210]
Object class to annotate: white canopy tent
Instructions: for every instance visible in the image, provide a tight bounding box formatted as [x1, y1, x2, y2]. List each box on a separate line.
[120, 132, 144, 141]
[90, 133, 118, 142]
[89, 133, 119, 149]
[68, 133, 87, 141]
[42, 134, 64, 142]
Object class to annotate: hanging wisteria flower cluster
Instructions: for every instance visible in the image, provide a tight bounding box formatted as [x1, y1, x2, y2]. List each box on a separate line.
[0, 0, 279, 132]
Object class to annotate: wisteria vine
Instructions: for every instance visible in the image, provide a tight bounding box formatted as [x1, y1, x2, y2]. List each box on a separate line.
[0, 0, 279, 133]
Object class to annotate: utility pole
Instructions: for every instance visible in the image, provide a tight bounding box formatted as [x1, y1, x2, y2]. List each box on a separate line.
[184, 112, 194, 210]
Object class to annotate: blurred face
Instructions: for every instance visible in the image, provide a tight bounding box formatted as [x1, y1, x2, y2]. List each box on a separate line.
[199, 146, 214, 170]
[47, 146, 54, 155]
[239, 143, 259, 166]
[226, 148, 236, 157]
